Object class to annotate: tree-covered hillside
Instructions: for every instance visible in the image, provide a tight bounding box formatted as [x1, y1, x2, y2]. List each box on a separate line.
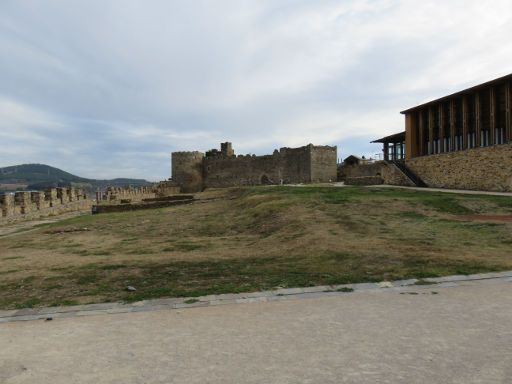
[0, 164, 152, 194]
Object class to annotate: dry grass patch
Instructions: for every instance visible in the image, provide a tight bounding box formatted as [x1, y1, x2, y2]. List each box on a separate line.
[0, 186, 511, 309]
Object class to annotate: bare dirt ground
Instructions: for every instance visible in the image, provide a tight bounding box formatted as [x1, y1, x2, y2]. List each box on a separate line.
[1, 186, 511, 309]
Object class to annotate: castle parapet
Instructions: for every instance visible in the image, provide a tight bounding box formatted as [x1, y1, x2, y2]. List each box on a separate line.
[0, 187, 91, 223]
[96, 185, 168, 204]
[45, 188, 58, 207]
[171, 151, 205, 193]
[31, 191, 48, 210]
[14, 192, 32, 215]
[0, 193, 15, 218]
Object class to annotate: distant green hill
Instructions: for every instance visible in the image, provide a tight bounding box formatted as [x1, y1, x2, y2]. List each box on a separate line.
[0, 164, 152, 194]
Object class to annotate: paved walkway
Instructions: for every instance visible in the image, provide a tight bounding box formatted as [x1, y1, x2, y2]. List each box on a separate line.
[1, 271, 512, 323]
[368, 184, 512, 197]
[1, 272, 512, 383]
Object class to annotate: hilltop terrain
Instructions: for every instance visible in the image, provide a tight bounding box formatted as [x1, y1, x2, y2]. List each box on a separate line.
[1, 185, 511, 309]
[0, 164, 152, 194]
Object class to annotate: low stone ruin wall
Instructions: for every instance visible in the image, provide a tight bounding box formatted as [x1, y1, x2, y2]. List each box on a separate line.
[344, 176, 384, 186]
[142, 195, 194, 203]
[92, 196, 194, 214]
[0, 187, 91, 224]
[343, 162, 384, 185]
[341, 162, 383, 179]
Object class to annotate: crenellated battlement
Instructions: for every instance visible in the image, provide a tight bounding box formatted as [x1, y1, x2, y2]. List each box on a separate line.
[97, 186, 156, 204]
[0, 187, 90, 223]
[96, 183, 180, 205]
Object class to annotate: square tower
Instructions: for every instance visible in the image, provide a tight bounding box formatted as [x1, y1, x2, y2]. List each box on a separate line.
[220, 142, 234, 157]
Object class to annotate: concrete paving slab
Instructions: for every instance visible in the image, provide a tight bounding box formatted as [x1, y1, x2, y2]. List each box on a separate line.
[1, 278, 511, 383]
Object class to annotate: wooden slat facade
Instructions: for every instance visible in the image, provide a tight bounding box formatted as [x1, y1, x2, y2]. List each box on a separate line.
[402, 74, 512, 160]
[506, 82, 512, 143]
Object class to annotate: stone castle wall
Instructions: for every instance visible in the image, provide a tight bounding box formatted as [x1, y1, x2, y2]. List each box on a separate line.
[96, 183, 181, 205]
[310, 145, 337, 183]
[406, 143, 512, 192]
[171, 151, 204, 193]
[0, 187, 91, 223]
[98, 186, 157, 204]
[202, 144, 337, 188]
[154, 181, 181, 197]
[278, 146, 312, 184]
[203, 154, 281, 188]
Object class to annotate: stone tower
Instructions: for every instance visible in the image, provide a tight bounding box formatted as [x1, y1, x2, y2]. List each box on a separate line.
[171, 151, 205, 193]
[220, 142, 234, 157]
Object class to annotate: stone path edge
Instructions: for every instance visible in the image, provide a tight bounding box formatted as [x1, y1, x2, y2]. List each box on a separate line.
[1, 270, 512, 324]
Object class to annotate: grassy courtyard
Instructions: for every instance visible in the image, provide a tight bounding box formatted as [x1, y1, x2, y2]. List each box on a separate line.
[1, 186, 512, 309]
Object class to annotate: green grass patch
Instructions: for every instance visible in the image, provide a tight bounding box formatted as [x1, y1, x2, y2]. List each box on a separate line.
[14, 298, 42, 309]
[1, 185, 512, 309]
[421, 197, 473, 214]
[396, 211, 428, 220]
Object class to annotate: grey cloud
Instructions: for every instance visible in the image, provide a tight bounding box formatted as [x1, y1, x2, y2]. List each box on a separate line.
[1, 0, 511, 180]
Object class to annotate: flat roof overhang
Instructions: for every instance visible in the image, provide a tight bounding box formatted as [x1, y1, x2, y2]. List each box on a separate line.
[371, 131, 405, 144]
[400, 73, 512, 115]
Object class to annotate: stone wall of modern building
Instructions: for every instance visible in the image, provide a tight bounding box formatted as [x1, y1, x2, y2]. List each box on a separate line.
[381, 163, 415, 187]
[406, 142, 512, 191]
[0, 187, 91, 223]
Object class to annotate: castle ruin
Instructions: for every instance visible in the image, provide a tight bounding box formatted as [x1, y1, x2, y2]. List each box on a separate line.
[172, 142, 337, 193]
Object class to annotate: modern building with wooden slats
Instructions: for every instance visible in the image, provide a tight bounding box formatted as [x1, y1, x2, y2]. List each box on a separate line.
[402, 73, 512, 160]
[371, 74, 512, 192]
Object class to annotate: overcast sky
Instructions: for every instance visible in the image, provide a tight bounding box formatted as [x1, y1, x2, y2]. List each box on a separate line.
[1, 0, 511, 180]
